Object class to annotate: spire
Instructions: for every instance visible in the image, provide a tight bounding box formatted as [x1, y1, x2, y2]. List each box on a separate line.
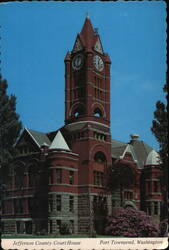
[49, 130, 70, 151]
[86, 12, 90, 19]
[80, 16, 96, 51]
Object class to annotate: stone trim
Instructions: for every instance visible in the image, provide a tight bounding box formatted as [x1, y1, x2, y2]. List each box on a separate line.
[146, 199, 163, 201]
[3, 195, 34, 200]
[146, 179, 161, 181]
[49, 166, 78, 171]
[48, 192, 78, 195]
[49, 183, 78, 187]
[66, 120, 110, 128]
[2, 218, 33, 221]
[50, 151, 79, 157]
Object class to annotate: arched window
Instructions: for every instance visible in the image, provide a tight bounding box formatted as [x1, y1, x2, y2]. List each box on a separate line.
[73, 105, 85, 118]
[94, 152, 106, 163]
[93, 108, 102, 118]
[28, 161, 40, 187]
[14, 162, 25, 188]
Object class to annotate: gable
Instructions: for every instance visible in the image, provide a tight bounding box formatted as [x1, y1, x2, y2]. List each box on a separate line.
[15, 130, 40, 152]
[73, 36, 83, 52]
[94, 37, 103, 54]
[15, 128, 51, 151]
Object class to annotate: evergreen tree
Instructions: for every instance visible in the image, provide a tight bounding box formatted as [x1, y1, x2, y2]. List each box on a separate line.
[151, 83, 168, 218]
[0, 75, 22, 248]
[0, 76, 22, 167]
[0, 75, 22, 179]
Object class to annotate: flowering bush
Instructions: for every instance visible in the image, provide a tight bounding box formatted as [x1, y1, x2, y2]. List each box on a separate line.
[105, 208, 159, 237]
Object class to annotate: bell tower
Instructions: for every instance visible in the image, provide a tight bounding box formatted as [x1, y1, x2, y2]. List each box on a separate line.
[64, 16, 111, 127]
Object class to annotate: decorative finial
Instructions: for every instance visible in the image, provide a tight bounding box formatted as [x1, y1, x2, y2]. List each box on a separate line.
[86, 12, 90, 19]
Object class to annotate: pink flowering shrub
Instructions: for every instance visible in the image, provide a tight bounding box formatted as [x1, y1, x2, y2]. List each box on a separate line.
[105, 208, 159, 237]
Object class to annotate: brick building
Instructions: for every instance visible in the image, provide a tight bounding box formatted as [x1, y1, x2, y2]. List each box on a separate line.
[1, 16, 163, 235]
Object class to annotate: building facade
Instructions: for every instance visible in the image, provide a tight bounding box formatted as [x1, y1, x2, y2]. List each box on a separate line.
[1, 17, 163, 235]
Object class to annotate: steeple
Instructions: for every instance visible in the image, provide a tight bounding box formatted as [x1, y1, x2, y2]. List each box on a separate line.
[79, 17, 98, 52]
[64, 17, 111, 126]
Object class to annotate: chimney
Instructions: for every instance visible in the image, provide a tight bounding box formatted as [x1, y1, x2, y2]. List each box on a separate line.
[130, 134, 140, 140]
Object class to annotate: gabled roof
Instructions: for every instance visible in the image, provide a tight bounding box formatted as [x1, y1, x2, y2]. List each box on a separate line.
[26, 128, 51, 147]
[130, 140, 153, 169]
[112, 145, 127, 158]
[111, 138, 154, 169]
[49, 130, 70, 151]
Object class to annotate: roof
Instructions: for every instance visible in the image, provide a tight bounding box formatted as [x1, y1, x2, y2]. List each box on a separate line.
[26, 128, 51, 147]
[49, 130, 70, 151]
[111, 138, 154, 169]
[145, 150, 161, 166]
[130, 140, 153, 168]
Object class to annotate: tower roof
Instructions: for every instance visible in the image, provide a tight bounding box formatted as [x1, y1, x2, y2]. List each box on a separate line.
[49, 130, 70, 151]
[145, 150, 161, 166]
[79, 17, 99, 52]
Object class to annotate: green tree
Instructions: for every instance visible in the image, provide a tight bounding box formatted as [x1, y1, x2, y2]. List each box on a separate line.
[0, 75, 22, 180]
[106, 164, 135, 206]
[0, 75, 22, 248]
[0, 76, 22, 166]
[151, 83, 168, 219]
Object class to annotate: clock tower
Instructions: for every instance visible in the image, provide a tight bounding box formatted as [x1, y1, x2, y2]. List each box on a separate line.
[64, 16, 111, 127]
[63, 16, 112, 233]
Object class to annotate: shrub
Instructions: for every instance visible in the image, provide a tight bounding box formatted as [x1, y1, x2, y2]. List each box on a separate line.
[105, 208, 159, 237]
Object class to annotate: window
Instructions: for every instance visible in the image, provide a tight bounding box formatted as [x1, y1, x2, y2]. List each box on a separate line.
[28, 197, 34, 213]
[147, 202, 151, 215]
[49, 220, 53, 234]
[15, 168, 24, 188]
[93, 108, 102, 117]
[57, 220, 61, 233]
[94, 171, 104, 186]
[25, 221, 32, 234]
[56, 195, 61, 211]
[16, 221, 21, 234]
[49, 195, 53, 212]
[14, 199, 24, 214]
[154, 201, 158, 215]
[69, 196, 74, 212]
[3, 200, 12, 214]
[56, 169, 62, 183]
[70, 220, 74, 234]
[147, 181, 151, 193]
[50, 169, 53, 184]
[69, 171, 74, 185]
[124, 191, 133, 200]
[112, 200, 116, 207]
[29, 166, 36, 187]
[94, 152, 106, 163]
[154, 181, 158, 192]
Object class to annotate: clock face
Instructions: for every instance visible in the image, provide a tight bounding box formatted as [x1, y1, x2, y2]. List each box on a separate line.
[72, 54, 83, 70]
[93, 55, 104, 71]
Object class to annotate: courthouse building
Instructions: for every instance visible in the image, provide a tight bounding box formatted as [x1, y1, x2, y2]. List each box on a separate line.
[1, 17, 163, 235]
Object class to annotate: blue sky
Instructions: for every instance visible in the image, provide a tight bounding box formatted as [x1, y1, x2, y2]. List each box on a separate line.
[0, 1, 167, 150]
